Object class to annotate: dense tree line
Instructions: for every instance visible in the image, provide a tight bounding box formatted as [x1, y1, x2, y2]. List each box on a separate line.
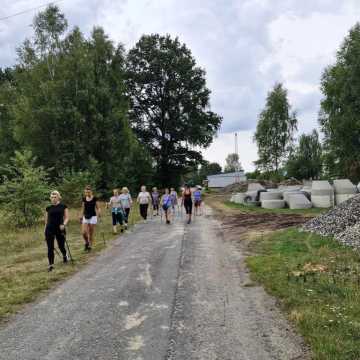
[0, 5, 221, 203]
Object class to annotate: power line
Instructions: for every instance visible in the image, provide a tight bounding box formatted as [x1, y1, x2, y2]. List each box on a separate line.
[0, 0, 64, 21]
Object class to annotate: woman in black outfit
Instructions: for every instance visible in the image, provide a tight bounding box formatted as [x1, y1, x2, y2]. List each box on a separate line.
[182, 184, 193, 224]
[44, 190, 69, 272]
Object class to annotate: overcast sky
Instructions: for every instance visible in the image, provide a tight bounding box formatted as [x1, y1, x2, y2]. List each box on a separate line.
[1, 0, 360, 171]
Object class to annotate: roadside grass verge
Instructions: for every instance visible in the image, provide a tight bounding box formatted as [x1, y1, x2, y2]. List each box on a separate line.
[224, 201, 326, 216]
[0, 203, 140, 322]
[247, 228, 360, 360]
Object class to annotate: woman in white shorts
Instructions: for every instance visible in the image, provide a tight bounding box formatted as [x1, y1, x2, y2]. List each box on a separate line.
[80, 185, 100, 251]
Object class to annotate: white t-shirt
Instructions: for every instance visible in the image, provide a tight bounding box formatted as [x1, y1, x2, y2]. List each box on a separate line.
[119, 193, 132, 209]
[137, 191, 151, 205]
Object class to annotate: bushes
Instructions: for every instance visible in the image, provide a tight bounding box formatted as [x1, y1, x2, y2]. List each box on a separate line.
[0, 150, 49, 227]
[0, 151, 97, 227]
[57, 169, 97, 207]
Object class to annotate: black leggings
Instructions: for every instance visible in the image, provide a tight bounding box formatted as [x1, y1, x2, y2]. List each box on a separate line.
[45, 227, 67, 265]
[184, 199, 193, 215]
[112, 212, 123, 226]
[124, 208, 130, 223]
[139, 204, 149, 220]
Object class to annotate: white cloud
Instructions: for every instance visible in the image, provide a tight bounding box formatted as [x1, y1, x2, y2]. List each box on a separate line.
[1, 0, 360, 171]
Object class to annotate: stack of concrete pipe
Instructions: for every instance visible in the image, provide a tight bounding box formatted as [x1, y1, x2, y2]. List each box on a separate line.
[244, 183, 265, 203]
[287, 193, 312, 209]
[261, 199, 285, 209]
[333, 179, 357, 205]
[246, 183, 265, 200]
[302, 180, 312, 197]
[260, 191, 282, 201]
[311, 180, 334, 208]
[260, 190, 285, 209]
[232, 193, 247, 204]
[229, 179, 359, 210]
[283, 190, 302, 205]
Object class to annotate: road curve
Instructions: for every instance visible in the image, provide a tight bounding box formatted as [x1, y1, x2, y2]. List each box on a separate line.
[0, 207, 309, 360]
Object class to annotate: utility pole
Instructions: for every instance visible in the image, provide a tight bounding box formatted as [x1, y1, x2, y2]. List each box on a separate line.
[235, 133, 240, 183]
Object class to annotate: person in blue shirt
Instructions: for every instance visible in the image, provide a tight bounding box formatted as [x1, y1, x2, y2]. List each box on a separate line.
[161, 188, 173, 224]
[170, 187, 178, 214]
[194, 186, 203, 216]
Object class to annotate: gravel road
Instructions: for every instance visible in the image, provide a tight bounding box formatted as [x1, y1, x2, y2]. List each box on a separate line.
[0, 207, 309, 360]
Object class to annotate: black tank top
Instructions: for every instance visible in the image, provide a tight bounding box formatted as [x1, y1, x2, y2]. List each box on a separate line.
[83, 196, 97, 219]
[184, 190, 192, 201]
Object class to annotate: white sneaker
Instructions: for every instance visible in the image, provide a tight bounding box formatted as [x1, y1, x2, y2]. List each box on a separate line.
[144, 220, 147, 224]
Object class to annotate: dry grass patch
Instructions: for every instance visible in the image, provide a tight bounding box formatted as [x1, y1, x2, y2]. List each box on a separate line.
[0, 203, 140, 322]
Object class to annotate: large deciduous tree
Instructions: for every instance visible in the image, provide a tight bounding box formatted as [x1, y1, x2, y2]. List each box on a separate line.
[254, 83, 297, 172]
[125, 34, 222, 186]
[285, 130, 322, 180]
[320, 23, 360, 181]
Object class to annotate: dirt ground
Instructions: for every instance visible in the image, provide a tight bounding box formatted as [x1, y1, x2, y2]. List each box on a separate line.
[206, 195, 314, 245]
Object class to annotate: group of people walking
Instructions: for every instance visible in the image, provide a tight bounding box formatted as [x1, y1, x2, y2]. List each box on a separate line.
[44, 184, 202, 272]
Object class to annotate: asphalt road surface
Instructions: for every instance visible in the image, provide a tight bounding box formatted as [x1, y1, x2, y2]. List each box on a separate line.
[0, 207, 309, 360]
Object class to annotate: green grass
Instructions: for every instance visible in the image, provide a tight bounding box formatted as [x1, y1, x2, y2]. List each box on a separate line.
[224, 201, 327, 216]
[247, 228, 360, 360]
[0, 203, 141, 322]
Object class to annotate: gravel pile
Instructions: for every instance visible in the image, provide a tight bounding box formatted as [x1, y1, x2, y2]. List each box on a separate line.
[336, 223, 360, 249]
[303, 194, 360, 236]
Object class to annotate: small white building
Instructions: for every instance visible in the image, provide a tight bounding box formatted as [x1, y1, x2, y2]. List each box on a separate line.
[207, 171, 247, 188]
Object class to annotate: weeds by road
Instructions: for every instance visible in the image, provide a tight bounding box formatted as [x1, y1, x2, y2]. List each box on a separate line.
[248, 229, 360, 360]
[0, 203, 140, 322]
[208, 194, 360, 360]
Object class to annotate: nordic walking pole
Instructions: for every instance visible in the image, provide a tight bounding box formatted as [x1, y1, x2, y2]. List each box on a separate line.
[63, 232, 74, 264]
[54, 247, 61, 258]
[150, 202, 153, 220]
